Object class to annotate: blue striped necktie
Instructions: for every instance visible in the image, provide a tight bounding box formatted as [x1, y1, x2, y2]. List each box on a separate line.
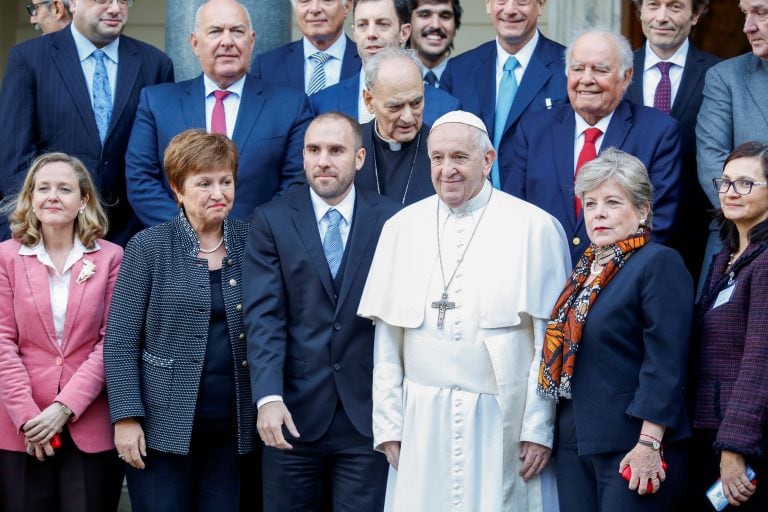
[307, 52, 332, 95]
[491, 56, 519, 189]
[92, 49, 112, 144]
[323, 209, 343, 277]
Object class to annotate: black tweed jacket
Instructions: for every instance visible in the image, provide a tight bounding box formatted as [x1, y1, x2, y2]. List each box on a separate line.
[104, 212, 255, 455]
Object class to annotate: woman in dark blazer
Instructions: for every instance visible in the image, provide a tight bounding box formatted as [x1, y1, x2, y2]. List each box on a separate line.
[538, 148, 693, 511]
[0, 153, 124, 511]
[103, 130, 257, 511]
[690, 142, 768, 510]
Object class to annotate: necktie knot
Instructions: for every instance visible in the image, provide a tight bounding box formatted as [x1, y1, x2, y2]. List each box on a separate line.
[310, 51, 331, 65]
[92, 49, 106, 64]
[214, 89, 230, 101]
[583, 127, 602, 144]
[424, 70, 438, 87]
[326, 208, 342, 227]
[503, 56, 519, 73]
[656, 61, 672, 76]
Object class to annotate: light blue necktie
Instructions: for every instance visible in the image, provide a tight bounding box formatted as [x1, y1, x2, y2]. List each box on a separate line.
[306, 52, 332, 96]
[491, 56, 519, 189]
[322, 209, 343, 278]
[92, 49, 112, 144]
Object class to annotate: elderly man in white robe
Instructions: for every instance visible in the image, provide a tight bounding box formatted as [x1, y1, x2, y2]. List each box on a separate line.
[358, 110, 571, 512]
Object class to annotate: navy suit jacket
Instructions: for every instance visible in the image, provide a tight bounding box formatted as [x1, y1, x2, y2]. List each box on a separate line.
[625, 44, 720, 278]
[125, 74, 311, 226]
[251, 36, 361, 91]
[565, 243, 693, 455]
[0, 26, 174, 245]
[308, 73, 461, 127]
[504, 100, 682, 265]
[441, 34, 567, 186]
[244, 186, 401, 442]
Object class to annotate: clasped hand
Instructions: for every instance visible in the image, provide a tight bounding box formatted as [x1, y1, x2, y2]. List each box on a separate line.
[22, 403, 71, 461]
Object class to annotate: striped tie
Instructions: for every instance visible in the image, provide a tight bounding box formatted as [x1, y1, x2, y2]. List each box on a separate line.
[307, 52, 332, 95]
[323, 209, 344, 277]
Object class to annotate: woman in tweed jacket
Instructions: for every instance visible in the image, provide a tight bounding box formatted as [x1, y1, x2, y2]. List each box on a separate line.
[690, 142, 768, 510]
[104, 130, 257, 511]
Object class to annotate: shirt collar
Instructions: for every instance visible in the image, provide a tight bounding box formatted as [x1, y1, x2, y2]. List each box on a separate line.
[309, 185, 357, 225]
[423, 58, 449, 79]
[440, 179, 493, 215]
[71, 22, 120, 64]
[574, 109, 614, 136]
[643, 38, 689, 71]
[203, 73, 246, 98]
[496, 29, 539, 73]
[302, 33, 347, 62]
[19, 236, 100, 274]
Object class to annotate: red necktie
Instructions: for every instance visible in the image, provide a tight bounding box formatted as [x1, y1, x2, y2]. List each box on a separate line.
[211, 90, 230, 135]
[574, 127, 602, 218]
[653, 62, 672, 114]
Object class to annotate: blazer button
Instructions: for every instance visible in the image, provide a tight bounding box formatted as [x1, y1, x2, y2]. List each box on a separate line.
[229, 278, 237, 287]
[333, 363, 341, 371]
[333, 322, 341, 331]
[239, 333, 245, 340]
[572, 236, 581, 246]
[227, 259, 234, 266]
[236, 304, 242, 312]
[241, 360, 248, 368]
[55, 356, 63, 366]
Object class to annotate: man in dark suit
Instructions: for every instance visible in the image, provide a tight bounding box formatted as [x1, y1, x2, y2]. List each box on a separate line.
[0, 0, 174, 244]
[125, 0, 311, 227]
[251, 0, 360, 94]
[624, 0, 720, 282]
[504, 30, 682, 265]
[310, 0, 460, 126]
[408, 0, 462, 88]
[245, 112, 399, 511]
[440, 0, 567, 189]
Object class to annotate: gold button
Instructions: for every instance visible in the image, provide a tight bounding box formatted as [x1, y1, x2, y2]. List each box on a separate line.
[239, 333, 245, 340]
[241, 360, 248, 367]
[572, 237, 581, 246]
[236, 304, 242, 312]
[229, 278, 237, 287]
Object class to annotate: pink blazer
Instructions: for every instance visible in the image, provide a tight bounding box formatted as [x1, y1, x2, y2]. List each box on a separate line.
[0, 238, 123, 453]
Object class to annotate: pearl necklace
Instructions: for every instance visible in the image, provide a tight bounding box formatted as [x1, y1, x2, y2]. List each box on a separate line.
[199, 236, 224, 254]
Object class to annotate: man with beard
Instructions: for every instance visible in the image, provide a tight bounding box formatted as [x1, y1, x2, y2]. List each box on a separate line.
[245, 112, 400, 512]
[408, 0, 462, 88]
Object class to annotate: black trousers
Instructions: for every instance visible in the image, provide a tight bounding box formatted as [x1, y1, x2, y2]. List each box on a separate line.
[0, 427, 123, 512]
[125, 417, 260, 512]
[262, 402, 388, 512]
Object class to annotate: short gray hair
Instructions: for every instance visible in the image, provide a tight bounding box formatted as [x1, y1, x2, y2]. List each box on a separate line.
[364, 47, 423, 91]
[565, 28, 633, 79]
[574, 147, 654, 229]
[194, 0, 253, 35]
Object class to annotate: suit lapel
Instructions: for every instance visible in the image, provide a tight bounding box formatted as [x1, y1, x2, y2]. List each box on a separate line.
[477, 47, 497, 138]
[60, 259, 87, 353]
[340, 36, 361, 80]
[356, 122, 378, 191]
[21, 256, 59, 350]
[51, 29, 101, 145]
[108, 36, 141, 141]
[671, 44, 703, 118]
[601, 101, 632, 150]
[232, 75, 267, 147]
[286, 42, 305, 91]
[182, 76, 207, 128]
[745, 57, 768, 127]
[625, 47, 645, 105]
[335, 192, 377, 313]
[292, 192, 336, 304]
[346, 75, 362, 118]
[553, 108, 577, 233]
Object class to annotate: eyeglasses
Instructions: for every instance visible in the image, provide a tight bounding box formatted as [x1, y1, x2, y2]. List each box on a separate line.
[26, 0, 51, 16]
[713, 177, 768, 195]
[92, 0, 134, 6]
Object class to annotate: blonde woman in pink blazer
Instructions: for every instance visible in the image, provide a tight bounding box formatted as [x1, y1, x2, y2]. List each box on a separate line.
[0, 153, 124, 512]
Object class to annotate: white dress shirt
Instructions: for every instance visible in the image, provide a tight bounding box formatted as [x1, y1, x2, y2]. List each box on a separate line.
[641, 39, 688, 109]
[573, 112, 614, 175]
[203, 74, 246, 138]
[357, 68, 375, 124]
[71, 23, 119, 108]
[494, 30, 539, 104]
[303, 34, 347, 90]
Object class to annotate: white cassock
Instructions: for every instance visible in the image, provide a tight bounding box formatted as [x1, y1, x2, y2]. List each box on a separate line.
[358, 182, 570, 512]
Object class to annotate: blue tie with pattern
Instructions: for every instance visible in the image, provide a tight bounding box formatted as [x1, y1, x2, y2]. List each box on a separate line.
[491, 56, 519, 189]
[323, 209, 343, 278]
[92, 49, 112, 144]
[306, 52, 332, 96]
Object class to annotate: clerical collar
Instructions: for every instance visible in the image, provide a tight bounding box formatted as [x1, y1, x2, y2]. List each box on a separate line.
[374, 121, 403, 151]
[441, 180, 493, 215]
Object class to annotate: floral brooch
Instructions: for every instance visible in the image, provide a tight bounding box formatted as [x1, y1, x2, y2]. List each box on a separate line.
[76, 259, 96, 284]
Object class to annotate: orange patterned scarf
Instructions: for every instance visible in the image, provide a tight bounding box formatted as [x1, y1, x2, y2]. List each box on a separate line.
[537, 231, 650, 401]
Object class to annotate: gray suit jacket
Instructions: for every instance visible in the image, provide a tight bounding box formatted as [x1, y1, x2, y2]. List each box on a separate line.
[696, 53, 768, 208]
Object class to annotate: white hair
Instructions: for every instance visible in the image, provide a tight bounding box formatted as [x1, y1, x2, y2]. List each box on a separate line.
[564, 28, 634, 78]
[364, 47, 423, 91]
[194, 0, 254, 34]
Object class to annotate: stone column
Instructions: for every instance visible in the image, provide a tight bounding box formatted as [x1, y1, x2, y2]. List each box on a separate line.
[165, 0, 292, 82]
[541, 0, 624, 47]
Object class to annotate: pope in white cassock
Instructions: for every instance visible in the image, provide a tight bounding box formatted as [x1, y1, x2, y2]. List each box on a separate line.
[358, 111, 571, 511]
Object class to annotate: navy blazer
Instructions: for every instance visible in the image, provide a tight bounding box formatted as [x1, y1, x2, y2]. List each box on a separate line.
[504, 100, 682, 265]
[0, 26, 174, 245]
[356, 121, 434, 205]
[125, 74, 311, 226]
[308, 73, 461, 127]
[251, 36, 361, 91]
[565, 243, 693, 456]
[244, 186, 401, 442]
[441, 34, 567, 186]
[625, 43, 721, 278]
[104, 214, 255, 455]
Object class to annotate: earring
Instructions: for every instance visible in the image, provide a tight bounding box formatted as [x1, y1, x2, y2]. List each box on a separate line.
[79, 208, 85, 215]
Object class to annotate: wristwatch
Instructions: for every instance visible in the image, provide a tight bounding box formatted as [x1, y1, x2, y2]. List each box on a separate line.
[638, 438, 661, 450]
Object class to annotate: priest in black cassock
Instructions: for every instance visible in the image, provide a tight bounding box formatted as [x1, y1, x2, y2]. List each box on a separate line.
[358, 47, 434, 205]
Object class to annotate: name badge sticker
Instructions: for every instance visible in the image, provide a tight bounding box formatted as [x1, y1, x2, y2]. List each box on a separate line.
[712, 283, 736, 309]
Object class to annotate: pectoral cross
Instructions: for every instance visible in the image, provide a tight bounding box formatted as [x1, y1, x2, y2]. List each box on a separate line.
[431, 291, 455, 329]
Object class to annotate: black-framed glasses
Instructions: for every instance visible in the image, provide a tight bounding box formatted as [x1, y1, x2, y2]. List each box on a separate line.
[713, 177, 768, 195]
[92, 0, 134, 6]
[26, 0, 51, 16]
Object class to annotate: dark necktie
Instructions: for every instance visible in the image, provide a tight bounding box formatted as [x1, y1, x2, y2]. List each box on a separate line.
[653, 61, 672, 114]
[424, 70, 438, 87]
[574, 127, 603, 218]
[211, 90, 230, 135]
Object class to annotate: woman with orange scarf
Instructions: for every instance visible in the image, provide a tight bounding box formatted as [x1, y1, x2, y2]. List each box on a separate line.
[537, 148, 693, 512]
